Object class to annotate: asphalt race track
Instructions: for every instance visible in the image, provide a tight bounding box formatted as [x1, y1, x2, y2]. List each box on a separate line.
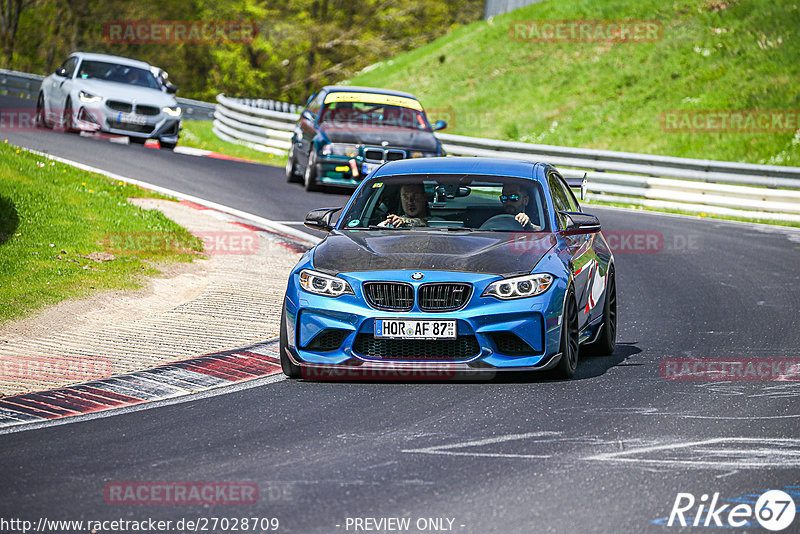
[2, 95, 800, 533]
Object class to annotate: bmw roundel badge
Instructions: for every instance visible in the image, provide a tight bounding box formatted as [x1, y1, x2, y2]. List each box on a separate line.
[411, 272, 424, 280]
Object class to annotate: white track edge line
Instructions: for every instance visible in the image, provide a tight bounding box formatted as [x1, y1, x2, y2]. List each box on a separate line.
[22, 147, 322, 245]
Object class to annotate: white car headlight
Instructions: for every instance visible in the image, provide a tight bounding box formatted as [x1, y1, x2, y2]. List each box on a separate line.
[162, 106, 181, 117]
[482, 273, 553, 300]
[78, 91, 102, 104]
[299, 269, 354, 297]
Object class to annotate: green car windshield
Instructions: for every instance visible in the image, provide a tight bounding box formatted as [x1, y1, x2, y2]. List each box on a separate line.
[338, 174, 550, 232]
[319, 102, 431, 131]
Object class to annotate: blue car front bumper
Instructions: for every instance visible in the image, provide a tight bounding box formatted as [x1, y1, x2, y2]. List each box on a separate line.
[283, 268, 569, 373]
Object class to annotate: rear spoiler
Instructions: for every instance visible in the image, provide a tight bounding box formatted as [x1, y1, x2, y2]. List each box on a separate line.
[565, 173, 588, 201]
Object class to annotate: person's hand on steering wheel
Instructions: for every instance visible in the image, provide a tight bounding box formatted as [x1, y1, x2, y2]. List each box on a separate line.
[515, 212, 531, 227]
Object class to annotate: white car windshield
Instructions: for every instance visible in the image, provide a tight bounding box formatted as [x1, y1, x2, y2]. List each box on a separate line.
[76, 60, 160, 90]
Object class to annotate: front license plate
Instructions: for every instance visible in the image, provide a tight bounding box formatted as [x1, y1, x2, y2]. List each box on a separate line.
[117, 112, 147, 125]
[375, 319, 456, 340]
[362, 162, 376, 174]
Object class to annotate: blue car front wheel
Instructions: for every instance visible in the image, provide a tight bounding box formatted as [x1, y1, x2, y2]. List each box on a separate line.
[584, 266, 616, 356]
[554, 286, 579, 379]
[280, 307, 302, 379]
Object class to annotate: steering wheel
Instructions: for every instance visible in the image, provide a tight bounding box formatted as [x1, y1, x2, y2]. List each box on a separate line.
[478, 214, 524, 231]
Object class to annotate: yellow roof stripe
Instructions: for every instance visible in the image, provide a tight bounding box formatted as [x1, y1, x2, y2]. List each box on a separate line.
[324, 91, 423, 111]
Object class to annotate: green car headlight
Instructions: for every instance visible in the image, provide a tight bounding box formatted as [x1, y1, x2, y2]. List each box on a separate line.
[321, 143, 359, 157]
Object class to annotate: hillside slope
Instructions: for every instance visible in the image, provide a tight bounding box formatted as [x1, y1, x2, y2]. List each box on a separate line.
[349, 0, 800, 166]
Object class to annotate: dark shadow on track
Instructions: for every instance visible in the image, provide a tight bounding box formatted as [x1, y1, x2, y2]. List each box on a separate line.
[288, 343, 642, 385]
[0, 195, 20, 247]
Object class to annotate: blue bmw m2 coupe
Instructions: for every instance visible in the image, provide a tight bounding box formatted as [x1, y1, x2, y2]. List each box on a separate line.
[280, 157, 616, 380]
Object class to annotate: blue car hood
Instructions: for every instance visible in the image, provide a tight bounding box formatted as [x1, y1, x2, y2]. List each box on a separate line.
[312, 230, 556, 276]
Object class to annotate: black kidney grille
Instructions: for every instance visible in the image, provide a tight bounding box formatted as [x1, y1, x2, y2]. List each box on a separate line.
[364, 148, 384, 161]
[135, 105, 160, 116]
[353, 334, 480, 361]
[418, 283, 472, 311]
[106, 100, 132, 112]
[385, 149, 405, 161]
[364, 282, 414, 311]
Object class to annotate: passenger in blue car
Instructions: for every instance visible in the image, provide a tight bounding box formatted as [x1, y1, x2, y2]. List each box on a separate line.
[380, 183, 430, 228]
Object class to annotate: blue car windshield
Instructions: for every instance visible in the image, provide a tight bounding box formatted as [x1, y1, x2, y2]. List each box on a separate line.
[77, 60, 160, 90]
[319, 102, 431, 131]
[339, 174, 550, 232]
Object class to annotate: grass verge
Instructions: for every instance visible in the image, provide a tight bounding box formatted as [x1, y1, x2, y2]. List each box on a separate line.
[180, 120, 287, 167]
[0, 142, 201, 325]
[349, 0, 800, 166]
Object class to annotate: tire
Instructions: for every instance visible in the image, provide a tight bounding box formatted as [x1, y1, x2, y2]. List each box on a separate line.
[62, 98, 75, 132]
[160, 141, 177, 150]
[553, 286, 579, 379]
[286, 145, 302, 183]
[304, 151, 321, 192]
[129, 136, 147, 145]
[280, 307, 302, 379]
[35, 94, 51, 129]
[584, 267, 617, 356]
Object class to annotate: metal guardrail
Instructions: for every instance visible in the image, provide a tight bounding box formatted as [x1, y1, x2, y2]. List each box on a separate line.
[214, 94, 800, 222]
[2, 66, 798, 223]
[0, 68, 215, 120]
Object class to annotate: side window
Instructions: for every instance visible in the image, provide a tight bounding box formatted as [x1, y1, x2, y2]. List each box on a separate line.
[555, 174, 580, 212]
[62, 57, 78, 78]
[307, 92, 324, 116]
[548, 173, 571, 229]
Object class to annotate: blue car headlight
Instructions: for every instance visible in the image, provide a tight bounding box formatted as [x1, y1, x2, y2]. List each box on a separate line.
[299, 269, 354, 297]
[483, 273, 554, 300]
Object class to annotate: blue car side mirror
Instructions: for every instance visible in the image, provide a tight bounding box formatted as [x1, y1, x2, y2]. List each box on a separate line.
[304, 207, 342, 232]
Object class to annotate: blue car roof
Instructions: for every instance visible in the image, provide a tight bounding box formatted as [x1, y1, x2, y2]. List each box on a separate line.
[371, 157, 546, 180]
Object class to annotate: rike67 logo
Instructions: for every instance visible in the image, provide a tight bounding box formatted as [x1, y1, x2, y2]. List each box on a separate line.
[666, 490, 796, 530]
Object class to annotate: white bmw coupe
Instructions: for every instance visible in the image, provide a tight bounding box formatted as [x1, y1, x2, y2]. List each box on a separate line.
[36, 52, 182, 149]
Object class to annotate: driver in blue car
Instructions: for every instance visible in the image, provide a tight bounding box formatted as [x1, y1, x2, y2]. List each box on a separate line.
[380, 183, 430, 227]
[500, 183, 537, 229]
